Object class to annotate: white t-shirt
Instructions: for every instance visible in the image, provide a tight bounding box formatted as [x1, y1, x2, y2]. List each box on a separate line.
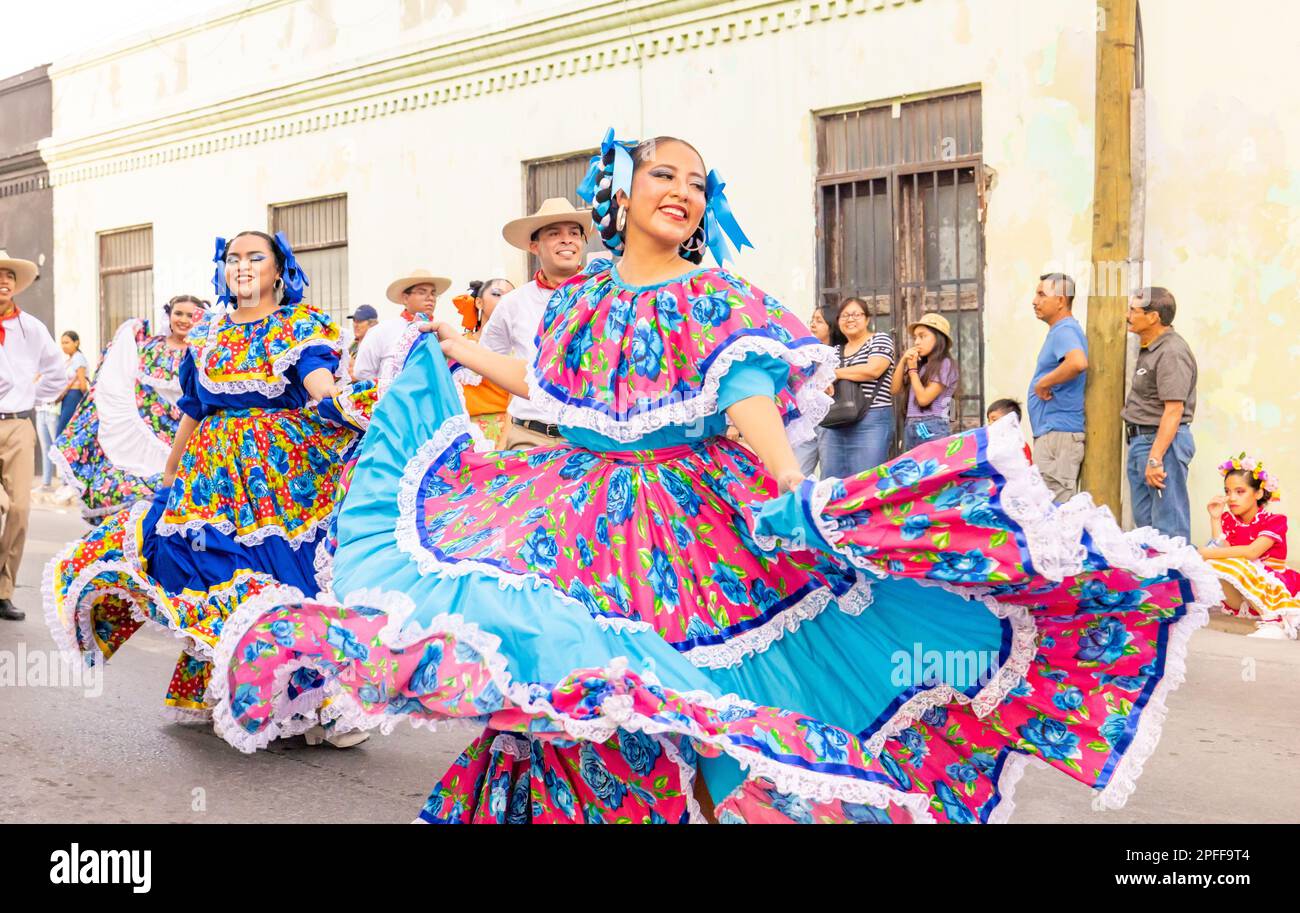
[353, 317, 415, 382]
[479, 280, 557, 425]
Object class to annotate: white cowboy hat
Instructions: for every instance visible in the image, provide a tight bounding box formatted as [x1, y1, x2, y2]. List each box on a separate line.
[501, 198, 594, 252]
[386, 270, 453, 305]
[0, 251, 38, 295]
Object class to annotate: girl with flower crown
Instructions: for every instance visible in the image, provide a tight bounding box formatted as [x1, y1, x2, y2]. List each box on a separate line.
[210, 132, 1215, 823]
[45, 231, 376, 741]
[51, 295, 207, 521]
[1199, 455, 1299, 640]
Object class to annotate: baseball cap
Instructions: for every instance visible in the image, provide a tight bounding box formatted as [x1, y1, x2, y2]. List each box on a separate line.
[348, 304, 378, 322]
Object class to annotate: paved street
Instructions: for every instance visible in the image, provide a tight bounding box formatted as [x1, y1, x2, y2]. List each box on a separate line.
[4, 502, 1298, 823]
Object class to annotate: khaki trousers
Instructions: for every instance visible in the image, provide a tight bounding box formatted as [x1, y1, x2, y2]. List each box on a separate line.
[501, 421, 562, 451]
[0, 417, 36, 600]
[1033, 430, 1086, 504]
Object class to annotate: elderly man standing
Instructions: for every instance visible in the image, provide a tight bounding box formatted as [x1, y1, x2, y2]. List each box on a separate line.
[1123, 287, 1198, 542]
[354, 271, 451, 383]
[0, 251, 68, 621]
[1028, 273, 1089, 502]
[482, 198, 593, 449]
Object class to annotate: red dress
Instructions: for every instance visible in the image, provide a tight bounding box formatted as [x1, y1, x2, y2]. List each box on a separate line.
[1206, 510, 1300, 636]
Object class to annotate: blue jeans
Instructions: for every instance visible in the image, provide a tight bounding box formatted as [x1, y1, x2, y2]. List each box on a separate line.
[36, 408, 59, 486]
[794, 428, 822, 478]
[1127, 426, 1195, 543]
[820, 406, 895, 478]
[903, 416, 951, 452]
[57, 389, 84, 437]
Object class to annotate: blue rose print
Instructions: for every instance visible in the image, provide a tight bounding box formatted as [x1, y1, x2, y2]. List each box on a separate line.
[265, 446, 289, 477]
[325, 624, 370, 661]
[564, 321, 594, 372]
[578, 742, 627, 810]
[595, 514, 611, 546]
[471, 680, 504, 714]
[769, 790, 814, 824]
[576, 534, 596, 568]
[239, 433, 258, 461]
[660, 468, 703, 516]
[231, 682, 260, 720]
[486, 474, 511, 494]
[927, 549, 997, 584]
[605, 295, 636, 337]
[900, 513, 933, 541]
[877, 457, 941, 492]
[934, 781, 976, 824]
[800, 719, 850, 763]
[1052, 686, 1085, 711]
[655, 289, 685, 333]
[409, 641, 446, 694]
[606, 468, 637, 527]
[897, 726, 928, 766]
[716, 705, 757, 723]
[559, 450, 599, 481]
[969, 751, 997, 774]
[269, 619, 295, 648]
[241, 639, 274, 664]
[1078, 579, 1147, 613]
[1018, 717, 1081, 761]
[945, 762, 979, 784]
[507, 776, 531, 823]
[648, 549, 680, 609]
[712, 562, 748, 605]
[289, 473, 317, 508]
[750, 578, 781, 612]
[842, 802, 892, 824]
[1099, 712, 1129, 749]
[670, 517, 694, 548]
[920, 706, 948, 728]
[191, 473, 212, 504]
[1075, 616, 1131, 664]
[880, 751, 913, 790]
[247, 466, 272, 501]
[306, 447, 330, 477]
[544, 767, 577, 818]
[357, 682, 387, 705]
[960, 500, 1013, 531]
[684, 616, 715, 641]
[631, 318, 664, 381]
[600, 574, 630, 612]
[569, 581, 602, 616]
[690, 291, 733, 327]
[523, 506, 548, 525]
[618, 730, 662, 776]
[569, 482, 592, 513]
[520, 526, 559, 572]
[236, 501, 255, 528]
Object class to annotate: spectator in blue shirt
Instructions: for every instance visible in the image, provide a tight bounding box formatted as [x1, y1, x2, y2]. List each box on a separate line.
[1028, 273, 1089, 502]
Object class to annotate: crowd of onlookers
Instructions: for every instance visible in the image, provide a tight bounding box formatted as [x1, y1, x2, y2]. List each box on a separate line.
[807, 275, 1201, 544]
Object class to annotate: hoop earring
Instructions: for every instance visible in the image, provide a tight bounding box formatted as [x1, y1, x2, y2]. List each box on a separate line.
[615, 204, 628, 235]
[681, 229, 706, 254]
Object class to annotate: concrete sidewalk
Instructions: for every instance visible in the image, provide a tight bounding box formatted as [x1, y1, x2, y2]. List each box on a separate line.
[3, 504, 1298, 823]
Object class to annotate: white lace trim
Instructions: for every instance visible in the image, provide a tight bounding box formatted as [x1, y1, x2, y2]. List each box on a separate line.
[154, 513, 328, 550]
[378, 324, 427, 396]
[161, 705, 213, 725]
[208, 589, 933, 821]
[313, 536, 334, 598]
[193, 312, 341, 398]
[525, 336, 837, 447]
[332, 388, 371, 433]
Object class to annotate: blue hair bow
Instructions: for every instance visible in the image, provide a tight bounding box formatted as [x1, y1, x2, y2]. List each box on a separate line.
[209, 233, 311, 307]
[701, 171, 754, 266]
[272, 231, 310, 305]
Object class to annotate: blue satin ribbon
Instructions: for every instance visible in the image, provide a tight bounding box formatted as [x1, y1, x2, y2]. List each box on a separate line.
[702, 170, 754, 266]
[272, 231, 310, 305]
[211, 236, 233, 305]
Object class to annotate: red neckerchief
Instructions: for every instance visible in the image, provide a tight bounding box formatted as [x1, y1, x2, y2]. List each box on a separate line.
[400, 310, 420, 323]
[534, 270, 560, 291]
[0, 305, 20, 346]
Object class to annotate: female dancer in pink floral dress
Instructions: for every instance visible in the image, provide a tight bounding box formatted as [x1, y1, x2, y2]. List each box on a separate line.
[211, 132, 1216, 823]
[52, 296, 206, 521]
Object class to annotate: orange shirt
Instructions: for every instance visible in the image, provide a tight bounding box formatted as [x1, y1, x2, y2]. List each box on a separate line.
[464, 377, 510, 416]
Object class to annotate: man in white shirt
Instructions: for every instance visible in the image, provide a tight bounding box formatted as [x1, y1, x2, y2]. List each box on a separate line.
[0, 251, 68, 621]
[353, 270, 451, 383]
[482, 198, 594, 449]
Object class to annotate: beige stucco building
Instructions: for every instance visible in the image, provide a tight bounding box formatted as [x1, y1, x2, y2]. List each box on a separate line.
[38, 0, 1299, 542]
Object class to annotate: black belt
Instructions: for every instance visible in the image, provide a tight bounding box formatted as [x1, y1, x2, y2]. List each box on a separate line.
[513, 418, 561, 438]
[1124, 423, 1159, 441]
[0, 410, 33, 421]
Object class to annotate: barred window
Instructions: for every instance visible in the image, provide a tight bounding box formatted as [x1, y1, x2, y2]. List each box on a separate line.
[269, 194, 348, 323]
[817, 90, 987, 436]
[97, 224, 153, 344]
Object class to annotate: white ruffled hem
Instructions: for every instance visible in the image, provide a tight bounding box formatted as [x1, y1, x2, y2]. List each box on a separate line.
[208, 589, 935, 822]
[525, 336, 837, 447]
[154, 513, 328, 550]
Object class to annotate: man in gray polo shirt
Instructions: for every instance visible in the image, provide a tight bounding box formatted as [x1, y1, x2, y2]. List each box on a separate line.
[1122, 287, 1198, 542]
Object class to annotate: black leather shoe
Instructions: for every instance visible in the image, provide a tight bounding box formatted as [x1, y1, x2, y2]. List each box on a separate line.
[0, 599, 25, 621]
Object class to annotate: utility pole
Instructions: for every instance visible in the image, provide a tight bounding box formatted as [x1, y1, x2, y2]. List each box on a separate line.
[1081, 0, 1137, 517]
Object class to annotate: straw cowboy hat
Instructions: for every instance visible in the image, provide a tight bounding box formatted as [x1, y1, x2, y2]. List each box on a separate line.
[908, 312, 953, 341]
[502, 198, 594, 252]
[0, 251, 38, 295]
[386, 270, 452, 305]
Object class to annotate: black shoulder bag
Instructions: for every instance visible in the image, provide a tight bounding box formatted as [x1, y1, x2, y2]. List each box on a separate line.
[820, 347, 889, 429]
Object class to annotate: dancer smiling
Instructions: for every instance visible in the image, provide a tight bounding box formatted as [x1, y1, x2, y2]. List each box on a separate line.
[46, 232, 374, 735]
[52, 296, 207, 521]
[213, 132, 1215, 823]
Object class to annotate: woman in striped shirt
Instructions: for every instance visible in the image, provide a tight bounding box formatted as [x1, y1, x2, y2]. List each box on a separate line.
[819, 297, 896, 477]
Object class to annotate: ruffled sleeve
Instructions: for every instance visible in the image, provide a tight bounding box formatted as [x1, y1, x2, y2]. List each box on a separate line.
[288, 344, 341, 385]
[528, 263, 835, 444]
[265, 306, 341, 376]
[177, 350, 205, 421]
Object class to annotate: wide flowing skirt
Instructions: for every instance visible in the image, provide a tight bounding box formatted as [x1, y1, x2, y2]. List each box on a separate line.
[1205, 557, 1300, 637]
[211, 337, 1216, 822]
[44, 400, 365, 720]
